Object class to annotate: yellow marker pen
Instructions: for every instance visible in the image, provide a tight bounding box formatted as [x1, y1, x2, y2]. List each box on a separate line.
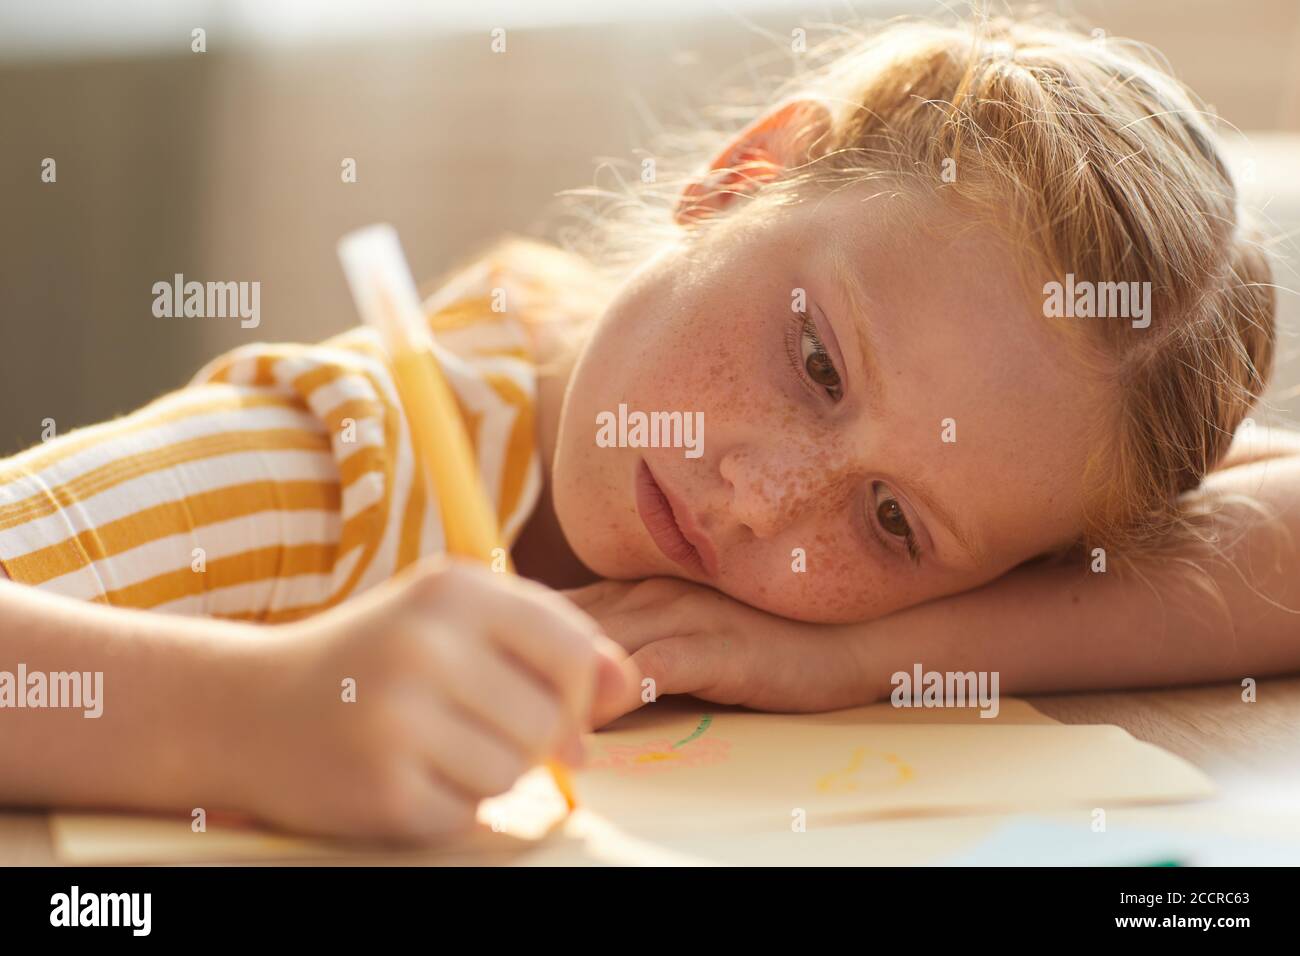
[338, 224, 577, 812]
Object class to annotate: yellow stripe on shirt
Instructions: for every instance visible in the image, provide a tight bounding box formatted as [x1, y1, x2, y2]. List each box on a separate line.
[0, 256, 544, 619]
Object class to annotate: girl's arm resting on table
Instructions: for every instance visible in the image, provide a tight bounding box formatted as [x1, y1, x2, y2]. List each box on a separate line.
[852, 454, 1300, 702]
[574, 447, 1300, 723]
[1, 559, 624, 841]
[0, 577, 268, 813]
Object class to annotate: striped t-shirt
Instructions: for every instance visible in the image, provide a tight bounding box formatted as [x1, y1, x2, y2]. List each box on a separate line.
[0, 255, 541, 623]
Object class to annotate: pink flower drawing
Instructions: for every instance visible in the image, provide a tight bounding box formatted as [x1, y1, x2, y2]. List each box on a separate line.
[587, 736, 732, 776]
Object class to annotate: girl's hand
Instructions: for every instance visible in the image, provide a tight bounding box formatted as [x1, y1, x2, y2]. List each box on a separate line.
[235, 558, 626, 843]
[564, 578, 879, 727]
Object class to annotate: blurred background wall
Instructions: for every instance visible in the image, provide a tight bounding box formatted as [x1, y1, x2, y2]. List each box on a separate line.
[2, 0, 1299, 456]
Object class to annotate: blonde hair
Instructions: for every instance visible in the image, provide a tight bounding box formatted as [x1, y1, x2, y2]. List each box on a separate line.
[818, 19, 1275, 558]
[409, 14, 1280, 572]
[552, 14, 1279, 561]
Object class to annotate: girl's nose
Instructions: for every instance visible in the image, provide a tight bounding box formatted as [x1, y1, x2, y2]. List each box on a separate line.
[719, 446, 826, 539]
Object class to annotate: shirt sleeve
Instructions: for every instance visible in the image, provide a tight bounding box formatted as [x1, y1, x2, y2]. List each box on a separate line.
[0, 267, 542, 622]
[0, 331, 433, 622]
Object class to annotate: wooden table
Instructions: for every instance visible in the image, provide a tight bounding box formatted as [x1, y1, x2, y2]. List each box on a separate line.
[4, 676, 1298, 865]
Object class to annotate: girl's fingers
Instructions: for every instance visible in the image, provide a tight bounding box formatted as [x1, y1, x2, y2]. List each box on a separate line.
[382, 761, 478, 844]
[566, 578, 708, 654]
[402, 693, 531, 800]
[590, 605, 688, 654]
[590, 634, 733, 728]
[480, 590, 619, 730]
[588, 625, 872, 728]
[422, 562, 623, 729]
[593, 650, 628, 715]
[418, 622, 568, 759]
[561, 579, 632, 612]
[562, 578, 685, 616]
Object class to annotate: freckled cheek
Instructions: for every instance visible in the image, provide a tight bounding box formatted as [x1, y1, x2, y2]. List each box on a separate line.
[727, 526, 879, 621]
[647, 308, 778, 407]
[761, 441, 855, 515]
[750, 563, 879, 622]
[804, 527, 874, 615]
[697, 366, 802, 441]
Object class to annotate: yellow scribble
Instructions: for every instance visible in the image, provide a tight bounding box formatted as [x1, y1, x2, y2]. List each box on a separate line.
[815, 747, 914, 793]
[633, 751, 680, 764]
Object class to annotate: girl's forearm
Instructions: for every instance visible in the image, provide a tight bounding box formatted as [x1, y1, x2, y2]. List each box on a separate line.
[0, 578, 270, 813]
[854, 457, 1300, 700]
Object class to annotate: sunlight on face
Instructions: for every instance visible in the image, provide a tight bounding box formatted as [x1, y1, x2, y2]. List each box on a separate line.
[552, 185, 1103, 623]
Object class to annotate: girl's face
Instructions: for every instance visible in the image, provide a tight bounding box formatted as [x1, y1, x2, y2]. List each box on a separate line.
[552, 186, 1101, 623]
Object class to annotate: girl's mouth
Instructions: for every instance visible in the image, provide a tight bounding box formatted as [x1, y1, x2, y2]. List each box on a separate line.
[634, 459, 717, 578]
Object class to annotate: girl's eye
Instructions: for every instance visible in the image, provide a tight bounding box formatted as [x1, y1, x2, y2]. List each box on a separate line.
[872, 482, 920, 563]
[876, 498, 909, 537]
[787, 312, 843, 401]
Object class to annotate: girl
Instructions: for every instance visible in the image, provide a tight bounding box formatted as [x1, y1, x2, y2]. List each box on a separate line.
[2, 16, 1297, 843]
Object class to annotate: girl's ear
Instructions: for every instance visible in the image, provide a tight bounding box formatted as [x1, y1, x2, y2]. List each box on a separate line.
[674, 97, 833, 225]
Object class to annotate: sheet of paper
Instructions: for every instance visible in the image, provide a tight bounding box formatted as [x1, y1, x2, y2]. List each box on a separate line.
[548, 804, 1300, 867]
[573, 701, 1214, 838]
[934, 815, 1300, 866]
[53, 694, 1213, 867]
[50, 812, 345, 866]
[536, 800, 1300, 867]
[50, 777, 709, 867]
[774, 695, 1059, 725]
[649, 814, 1006, 866]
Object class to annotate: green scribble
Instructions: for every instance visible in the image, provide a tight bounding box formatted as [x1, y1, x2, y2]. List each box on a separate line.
[672, 715, 713, 749]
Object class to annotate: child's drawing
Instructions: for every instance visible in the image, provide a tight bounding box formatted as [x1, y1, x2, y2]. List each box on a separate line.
[587, 715, 731, 776]
[815, 747, 914, 793]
